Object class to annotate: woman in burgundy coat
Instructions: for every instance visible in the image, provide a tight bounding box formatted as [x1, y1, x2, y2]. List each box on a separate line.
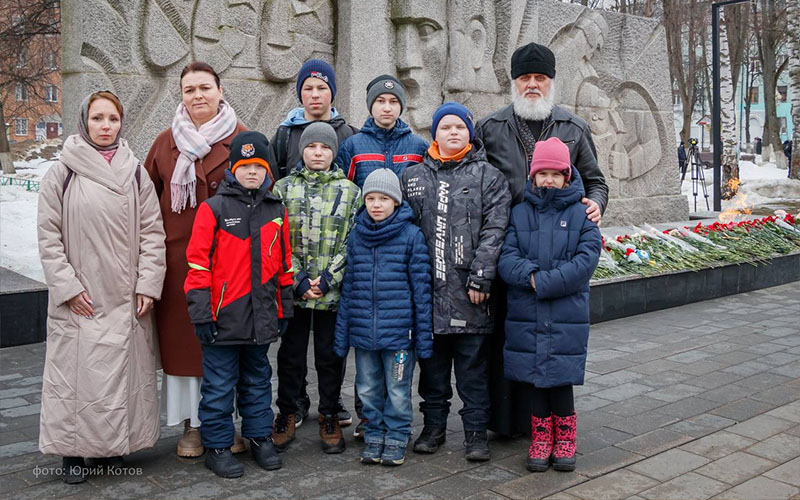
[144, 61, 247, 458]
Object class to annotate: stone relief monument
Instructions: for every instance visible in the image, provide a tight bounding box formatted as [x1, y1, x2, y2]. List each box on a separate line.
[61, 0, 688, 224]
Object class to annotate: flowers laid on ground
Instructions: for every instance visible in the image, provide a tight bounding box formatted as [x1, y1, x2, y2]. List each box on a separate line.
[591, 213, 800, 281]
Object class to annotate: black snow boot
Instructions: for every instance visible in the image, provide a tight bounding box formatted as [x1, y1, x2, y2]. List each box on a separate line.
[205, 448, 244, 478]
[62, 457, 86, 484]
[250, 437, 283, 470]
[464, 431, 491, 462]
[413, 425, 447, 454]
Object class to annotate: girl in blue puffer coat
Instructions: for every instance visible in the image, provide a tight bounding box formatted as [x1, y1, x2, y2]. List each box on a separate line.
[334, 168, 433, 467]
[498, 138, 601, 474]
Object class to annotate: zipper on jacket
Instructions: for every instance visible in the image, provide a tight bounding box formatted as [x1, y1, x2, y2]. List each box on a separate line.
[537, 120, 556, 144]
[372, 246, 378, 349]
[216, 282, 227, 317]
[268, 231, 279, 256]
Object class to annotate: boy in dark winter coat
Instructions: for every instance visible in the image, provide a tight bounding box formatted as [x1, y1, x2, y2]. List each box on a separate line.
[401, 102, 512, 462]
[334, 168, 433, 466]
[184, 131, 292, 478]
[498, 137, 601, 473]
[272, 122, 361, 455]
[337, 74, 428, 187]
[270, 59, 359, 180]
[270, 59, 359, 425]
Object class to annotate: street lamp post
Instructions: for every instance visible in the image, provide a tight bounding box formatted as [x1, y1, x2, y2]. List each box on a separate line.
[712, 0, 749, 211]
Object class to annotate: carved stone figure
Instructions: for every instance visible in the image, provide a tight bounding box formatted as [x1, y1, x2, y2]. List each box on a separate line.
[260, 0, 335, 82]
[390, 0, 448, 132]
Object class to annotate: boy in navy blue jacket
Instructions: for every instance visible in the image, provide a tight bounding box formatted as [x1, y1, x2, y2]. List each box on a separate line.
[334, 168, 433, 466]
[498, 138, 601, 474]
[337, 75, 428, 188]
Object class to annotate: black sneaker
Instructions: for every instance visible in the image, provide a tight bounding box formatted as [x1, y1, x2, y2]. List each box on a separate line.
[62, 457, 86, 484]
[464, 431, 491, 462]
[250, 437, 282, 470]
[337, 395, 353, 427]
[412, 426, 446, 454]
[295, 393, 311, 428]
[204, 448, 244, 478]
[353, 418, 367, 440]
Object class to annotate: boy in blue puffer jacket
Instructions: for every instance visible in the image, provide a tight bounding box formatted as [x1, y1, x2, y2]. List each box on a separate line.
[498, 138, 601, 474]
[337, 75, 428, 188]
[334, 169, 433, 466]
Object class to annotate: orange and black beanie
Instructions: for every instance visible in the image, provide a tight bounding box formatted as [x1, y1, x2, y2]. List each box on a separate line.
[230, 131, 271, 176]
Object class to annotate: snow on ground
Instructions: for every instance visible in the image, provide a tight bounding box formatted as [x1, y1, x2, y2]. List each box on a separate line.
[0, 178, 46, 282]
[681, 160, 800, 214]
[1, 157, 57, 283]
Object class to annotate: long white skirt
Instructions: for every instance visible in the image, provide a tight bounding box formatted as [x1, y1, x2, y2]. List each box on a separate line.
[162, 374, 202, 428]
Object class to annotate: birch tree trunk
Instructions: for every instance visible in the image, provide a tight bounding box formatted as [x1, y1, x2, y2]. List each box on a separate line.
[720, 10, 739, 199]
[788, 0, 800, 180]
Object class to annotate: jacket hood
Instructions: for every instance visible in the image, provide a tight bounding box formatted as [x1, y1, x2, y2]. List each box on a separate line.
[294, 164, 347, 183]
[354, 201, 415, 248]
[218, 169, 279, 202]
[422, 137, 488, 171]
[59, 134, 138, 195]
[360, 117, 412, 140]
[525, 165, 585, 210]
[280, 106, 343, 128]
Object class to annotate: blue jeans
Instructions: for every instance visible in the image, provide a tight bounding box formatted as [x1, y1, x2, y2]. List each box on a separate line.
[355, 348, 416, 447]
[199, 344, 274, 449]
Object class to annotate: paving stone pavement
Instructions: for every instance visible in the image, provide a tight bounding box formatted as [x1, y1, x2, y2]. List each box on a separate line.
[0, 282, 798, 500]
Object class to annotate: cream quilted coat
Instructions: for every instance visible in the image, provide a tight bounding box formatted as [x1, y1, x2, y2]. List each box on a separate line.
[37, 135, 166, 457]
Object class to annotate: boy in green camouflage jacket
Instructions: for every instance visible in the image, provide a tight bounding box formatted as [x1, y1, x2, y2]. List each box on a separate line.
[271, 122, 361, 454]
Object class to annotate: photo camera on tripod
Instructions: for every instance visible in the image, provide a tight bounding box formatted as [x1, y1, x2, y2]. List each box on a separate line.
[681, 138, 710, 211]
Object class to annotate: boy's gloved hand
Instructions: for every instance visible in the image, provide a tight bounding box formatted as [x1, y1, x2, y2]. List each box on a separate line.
[278, 319, 289, 337]
[194, 322, 217, 344]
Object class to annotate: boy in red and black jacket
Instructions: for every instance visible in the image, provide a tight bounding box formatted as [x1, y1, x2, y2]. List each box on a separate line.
[184, 131, 293, 479]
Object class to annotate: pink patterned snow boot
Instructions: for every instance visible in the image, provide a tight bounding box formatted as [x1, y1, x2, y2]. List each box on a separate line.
[552, 413, 577, 471]
[526, 415, 553, 472]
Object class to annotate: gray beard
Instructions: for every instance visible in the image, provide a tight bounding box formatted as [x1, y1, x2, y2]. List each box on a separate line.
[512, 82, 556, 122]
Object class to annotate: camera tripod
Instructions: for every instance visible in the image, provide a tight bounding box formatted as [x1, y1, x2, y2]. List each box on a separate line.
[680, 141, 710, 212]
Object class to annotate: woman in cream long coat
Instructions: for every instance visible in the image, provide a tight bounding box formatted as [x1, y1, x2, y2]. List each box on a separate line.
[37, 91, 166, 484]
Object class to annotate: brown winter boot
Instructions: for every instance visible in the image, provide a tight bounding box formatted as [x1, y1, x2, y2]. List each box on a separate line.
[177, 419, 204, 457]
[231, 430, 247, 454]
[272, 413, 296, 452]
[319, 414, 345, 454]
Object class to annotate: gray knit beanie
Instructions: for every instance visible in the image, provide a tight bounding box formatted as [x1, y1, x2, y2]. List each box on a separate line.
[362, 168, 402, 204]
[299, 121, 339, 159]
[366, 74, 406, 114]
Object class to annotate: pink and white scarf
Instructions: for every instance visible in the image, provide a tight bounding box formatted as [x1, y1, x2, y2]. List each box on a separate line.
[170, 99, 237, 213]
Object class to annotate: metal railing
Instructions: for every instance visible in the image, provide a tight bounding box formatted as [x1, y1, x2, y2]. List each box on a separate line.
[0, 175, 41, 192]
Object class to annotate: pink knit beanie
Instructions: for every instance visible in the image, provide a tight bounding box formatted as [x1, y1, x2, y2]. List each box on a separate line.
[530, 137, 572, 182]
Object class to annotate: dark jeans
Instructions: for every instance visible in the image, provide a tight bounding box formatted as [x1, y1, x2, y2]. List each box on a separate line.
[199, 344, 273, 449]
[301, 356, 364, 418]
[276, 307, 343, 416]
[527, 384, 574, 418]
[418, 334, 490, 431]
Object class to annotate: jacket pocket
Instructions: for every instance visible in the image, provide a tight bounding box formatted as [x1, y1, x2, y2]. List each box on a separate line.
[261, 218, 283, 280]
[215, 281, 227, 317]
[450, 196, 477, 269]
